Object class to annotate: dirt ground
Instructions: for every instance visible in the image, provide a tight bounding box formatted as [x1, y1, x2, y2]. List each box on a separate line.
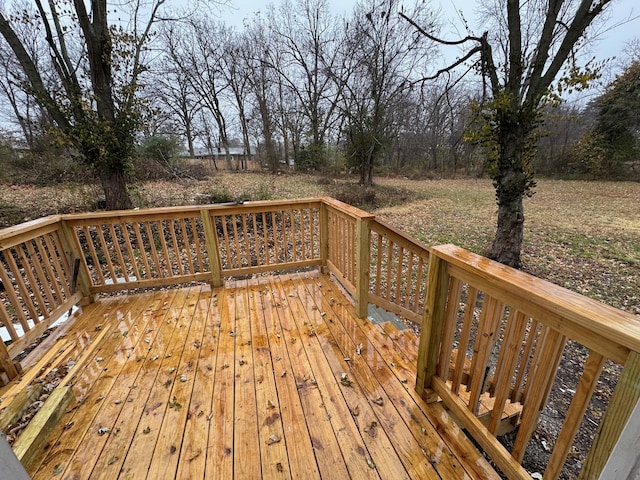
[1, 172, 639, 478]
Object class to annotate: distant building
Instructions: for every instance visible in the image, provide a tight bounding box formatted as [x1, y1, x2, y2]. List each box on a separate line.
[186, 146, 256, 161]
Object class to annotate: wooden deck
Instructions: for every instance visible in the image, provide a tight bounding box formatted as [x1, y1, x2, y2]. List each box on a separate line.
[7, 271, 500, 479]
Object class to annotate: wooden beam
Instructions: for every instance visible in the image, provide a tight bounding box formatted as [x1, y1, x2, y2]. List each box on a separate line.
[12, 386, 74, 470]
[416, 253, 450, 396]
[0, 383, 43, 432]
[199, 208, 223, 287]
[319, 201, 329, 273]
[354, 217, 370, 318]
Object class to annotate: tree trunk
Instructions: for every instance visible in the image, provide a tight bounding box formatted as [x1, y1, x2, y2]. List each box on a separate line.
[100, 168, 133, 210]
[489, 184, 524, 268]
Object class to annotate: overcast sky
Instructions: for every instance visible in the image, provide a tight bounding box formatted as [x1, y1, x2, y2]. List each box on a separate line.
[218, 0, 639, 73]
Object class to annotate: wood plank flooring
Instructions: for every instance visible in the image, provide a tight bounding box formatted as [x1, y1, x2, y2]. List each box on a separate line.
[22, 271, 500, 479]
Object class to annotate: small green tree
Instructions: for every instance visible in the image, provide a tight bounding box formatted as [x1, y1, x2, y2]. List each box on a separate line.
[138, 135, 182, 170]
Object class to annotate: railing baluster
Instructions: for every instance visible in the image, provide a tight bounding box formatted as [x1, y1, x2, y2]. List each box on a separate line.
[0, 253, 32, 332]
[120, 222, 141, 280]
[25, 239, 56, 309]
[488, 310, 528, 434]
[179, 219, 195, 274]
[437, 277, 463, 379]
[513, 328, 566, 461]
[168, 219, 183, 276]
[144, 221, 163, 278]
[468, 296, 504, 414]
[108, 224, 128, 280]
[42, 233, 70, 298]
[451, 286, 478, 394]
[545, 350, 605, 479]
[132, 222, 151, 279]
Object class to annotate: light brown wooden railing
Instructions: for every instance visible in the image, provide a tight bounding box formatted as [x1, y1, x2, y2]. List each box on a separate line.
[369, 219, 430, 324]
[1, 198, 638, 479]
[0, 217, 83, 380]
[418, 244, 640, 479]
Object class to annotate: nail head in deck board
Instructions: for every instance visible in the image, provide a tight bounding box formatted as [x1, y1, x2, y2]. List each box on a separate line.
[12, 385, 74, 471]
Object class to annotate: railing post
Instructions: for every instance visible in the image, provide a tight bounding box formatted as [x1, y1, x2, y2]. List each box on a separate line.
[0, 340, 19, 381]
[200, 208, 223, 287]
[354, 217, 371, 319]
[319, 201, 329, 274]
[580, 350, 640, 479]
[58, 220, 94, 304]
[416, 251, 450, 400]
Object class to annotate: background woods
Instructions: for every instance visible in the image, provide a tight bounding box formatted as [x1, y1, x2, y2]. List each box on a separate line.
[0, 0, 637, 264]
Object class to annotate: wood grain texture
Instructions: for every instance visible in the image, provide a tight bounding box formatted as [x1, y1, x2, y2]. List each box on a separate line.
[20, 273, 510, 480]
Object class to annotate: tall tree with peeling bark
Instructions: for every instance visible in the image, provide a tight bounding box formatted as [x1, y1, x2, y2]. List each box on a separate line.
[0, 0, 169, 210]
[402, 0, 613, 267]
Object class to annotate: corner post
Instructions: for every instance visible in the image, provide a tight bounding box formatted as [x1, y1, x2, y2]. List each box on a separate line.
[416, 251, 450, 400]
[354, 217, 371, 319]
[58, 220, 94, 304]
[0, 340, 19, 381]
[200, 208, 223, 287]
[580, 350, 640, 479]
[319, 201, 329, 274]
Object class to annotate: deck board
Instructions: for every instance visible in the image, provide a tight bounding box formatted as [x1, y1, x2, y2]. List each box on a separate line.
[22, 271, 501, 479]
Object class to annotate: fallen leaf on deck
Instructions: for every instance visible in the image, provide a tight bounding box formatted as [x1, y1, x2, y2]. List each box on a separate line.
[373, 397, 384, 406]
[340, 373, 353, 387]
[266, 434, 281, 445]
[143, 426, 151, 434]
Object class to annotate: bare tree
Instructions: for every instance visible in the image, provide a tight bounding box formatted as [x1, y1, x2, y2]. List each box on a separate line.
[154, 24, 204, 158]
[402, 0, 615, 267]
[338, 0, 436, 186]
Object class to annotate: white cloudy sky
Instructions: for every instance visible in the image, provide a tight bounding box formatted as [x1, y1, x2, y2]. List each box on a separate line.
[218, 0, 639, 68]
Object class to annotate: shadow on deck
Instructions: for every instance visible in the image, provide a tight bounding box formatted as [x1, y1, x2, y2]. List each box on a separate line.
[4, 271, 498, 479]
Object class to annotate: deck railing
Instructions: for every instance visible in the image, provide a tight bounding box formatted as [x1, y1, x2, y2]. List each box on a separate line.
[1, 197, 639, 479]
[418, 244, 640, 479]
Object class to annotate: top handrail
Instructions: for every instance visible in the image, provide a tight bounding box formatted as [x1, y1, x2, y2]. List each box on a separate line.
[431, 244, 640, 363]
